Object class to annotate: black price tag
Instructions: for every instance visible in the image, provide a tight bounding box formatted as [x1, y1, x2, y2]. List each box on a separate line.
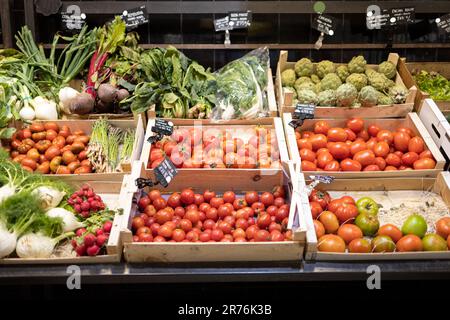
[228, 11, 252, 30]
[289, 104, 316, 129]
[214, 16, 231, 32]
[366, 9, 390, 30]
[121, 5, 148, 30]
[312, 14, 336, 36]
[154, 157, 178, 188]
[61, 7, 86, 32]
[388, 7, 415, 26]
[153, 119, 174, 136]
[436, 13, 450, 33]
[309, 175, 334, 184]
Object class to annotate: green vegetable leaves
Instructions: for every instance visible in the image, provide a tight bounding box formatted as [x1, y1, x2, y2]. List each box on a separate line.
[414, 70, 450, 101]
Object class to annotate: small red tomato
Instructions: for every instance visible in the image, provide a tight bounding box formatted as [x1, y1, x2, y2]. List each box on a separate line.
[401, 152, 419, 167]
[314, 120, 331, 135]
[310, 201, 323, 219]
[324, 160, 340, 171]
[223, 191, 236, 204]
[368, 125, 380, 137]
[353, 150, 375, 167]
[393, 131, 411, 152]
[374, 157, 386, 170]
[344, 128, 357, 141]
[385, 153, 402, 168]
[181, 188, 195, 205]
[377, 130, 394, 145]
[210, 197, 225, 209]
[260, 192, 274, 206]
[413, 158, 436, 170]
[340, 159, 362, 171]
[373, 141, 390, 158]
[327, 128, 348, 142]
[301, 160, 317, 171]
[299, 148, 316, 162]
[346, 118, 364, 133]
[357, 130, 370, 142]
[408, 136, 425, 154]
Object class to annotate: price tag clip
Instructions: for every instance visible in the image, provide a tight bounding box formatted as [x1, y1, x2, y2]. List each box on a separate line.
[147, 119, 174, 143]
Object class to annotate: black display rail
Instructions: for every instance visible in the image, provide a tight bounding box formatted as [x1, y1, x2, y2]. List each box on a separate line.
[23, 0, 450, 50]
[0, 0, 13, 48]
[1, 261, 450, 285]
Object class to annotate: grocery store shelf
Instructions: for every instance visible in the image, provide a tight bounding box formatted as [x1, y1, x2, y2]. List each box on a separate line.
[1, 261, 450, 285]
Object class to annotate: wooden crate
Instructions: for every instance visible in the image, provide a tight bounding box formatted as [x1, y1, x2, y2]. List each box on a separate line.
[0, 178, 129, 264]
[299, 172, 450, 261]
[140, 117, 290, 189]
[402, 61, 450, 112]
[146, 69, 278, 119]
[117, 160, 306, 263]
[283, 112, 445, 178]
[276, 51, 416, 118]
[10, 115, 145, 182]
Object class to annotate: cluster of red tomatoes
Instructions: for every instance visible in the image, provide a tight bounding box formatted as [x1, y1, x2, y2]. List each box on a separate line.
[149, 126, 281, 169]
[132, 186, 292, 242]
[295, 118, 436, 172]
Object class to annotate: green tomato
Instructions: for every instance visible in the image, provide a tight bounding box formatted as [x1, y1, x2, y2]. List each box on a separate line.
[371, 235, 396, 253]
[355, 213, 380, 236]
[401, 214, 427, 238]
[422, 233, 447, 251]
[356, 197, 379, 216]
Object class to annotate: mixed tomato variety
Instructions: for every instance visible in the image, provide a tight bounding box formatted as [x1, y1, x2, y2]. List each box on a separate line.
[149, 126, 281, 169]
[7, 122, 92, 174]
[132, 186, 292, 242]
[309, 190, 450, 253]
[296, 118, 436, 172]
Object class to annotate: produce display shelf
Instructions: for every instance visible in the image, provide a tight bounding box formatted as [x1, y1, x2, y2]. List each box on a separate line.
[2, 260, 450, 285]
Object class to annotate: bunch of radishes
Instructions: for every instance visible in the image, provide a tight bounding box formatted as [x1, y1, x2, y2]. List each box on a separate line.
[68, 185, 106, 218]
[72, 221, 112, 256]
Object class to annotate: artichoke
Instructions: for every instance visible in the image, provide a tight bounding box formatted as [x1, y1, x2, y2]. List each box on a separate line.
[316, 60, 335, 79]
[378, 92, 394, 105]
[348, 55, 367, 74]
[283, 86, 297, 99]
[336, 83, 358, 107]
[295, 81, 316, 95]
[281, 69, 296, 87]
[297, 89, 319, 105]
[311, 74, 321, 84]
[294, 58, 314, 77]
[295, 76, 313, 86]
[388, 85, 408, 104]
[336, 65, 350, 82]
[320, 73, 342, 91]
[346, 73, 368, 91]
[367, 71, 394, 92]
[318, 90, 337, 106]
[315, 83, 322, 94]
[378, 61, 396, 79]
[358, 86, 379, 107]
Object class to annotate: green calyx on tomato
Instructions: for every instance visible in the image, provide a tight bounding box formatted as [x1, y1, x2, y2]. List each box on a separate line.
[355, 213, 380, 236]
[356, 197, 379, 217]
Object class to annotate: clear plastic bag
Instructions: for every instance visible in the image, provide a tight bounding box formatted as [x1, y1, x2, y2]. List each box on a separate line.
[210, 47, 270, 120]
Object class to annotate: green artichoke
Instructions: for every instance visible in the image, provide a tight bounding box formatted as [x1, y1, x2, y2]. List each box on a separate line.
[378, 61, 396, 79]
[388, 85, 408, 104]
[318, 89, 337, 106]
[311, 74, 321, 84]
[295, 81, 316, 95]
[294, 58, 314, 77]
[297, 89, 319, 105]
[283, 86, 297, 99]
[320, 73, 342, 91]
[358, 86, 379, 107]
[336, 83, 358, 107]
[378, 92, 394, 105]
[346, 73, 368, 91]
[295, 76, 313, 86]
[336, 65, 350, 82]
[316, 60, 335, 79]
[348, 55, 367, 74]
[281, 69, 296, 87]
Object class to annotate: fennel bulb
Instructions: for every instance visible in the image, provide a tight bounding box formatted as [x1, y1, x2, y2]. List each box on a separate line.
[32, 186, 65, 210]
[58, 87, 80, 114]
[16, 232, 74, 259]
[31, 97, 59, 120]
[0, 221, 17, 258]
[19, 105, 36, 121]
[47, 208, 84, 232]
[0, 183, 15, 204]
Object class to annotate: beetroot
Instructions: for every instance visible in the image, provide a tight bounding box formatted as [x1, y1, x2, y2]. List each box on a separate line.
[98, 83, 117, 104]
[70, 92, 95, 115]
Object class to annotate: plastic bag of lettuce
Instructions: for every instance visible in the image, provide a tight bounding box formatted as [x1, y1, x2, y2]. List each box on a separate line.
[211, 47, 270, 120]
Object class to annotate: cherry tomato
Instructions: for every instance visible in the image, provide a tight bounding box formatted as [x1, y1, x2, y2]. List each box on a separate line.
[257, 213, 272, 229]
[309, 134, 328, 151]
[413, 158, 436, 170]
[393, 131, 411, 152]
[373, 141, 390, 158]
[223, 191, 236, 204]
[408, 136, 425, 154]
[203, 190, 216, 202]
[297, 138, 312, 150]
[328, 142, 350, 160]
[266, 205, 279, 217]
[276, 207, 289, 222]
[185, 209, 200, 224]
[180, 188, 195, 205]
[233, 198, 247, 210]
[210, 197, 225, 209]
[353, 150, 375, 167]
[299, 148, 316, 162]
[346, 118, 364, 133]
[338, 224, 363, 244]
[301, 160, 317, 171]
[377, 130, 394, 145]
[205, 207, 218, 220]
[368, 124, 380, 137]
[324, 160, 340, 171]
[194, 194, 204, 206]
[254, 230, 271, 242]
[317, 151, 334, 169]
[314, 120, 331, 135]
[340, 158, 362, 171]
[251, 202, 265, 214]
[260, 192, 274, 206]
[245, 191, 259, 205]
[401, 152, 419, 167]
[152, 197, 167, 211]
[350, 140, 367, 156]
[327, 128, 348, 142]
[167, 192, 182, 208]
[385, 153, 402, 167]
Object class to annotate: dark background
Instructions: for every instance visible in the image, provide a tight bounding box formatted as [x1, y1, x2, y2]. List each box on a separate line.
[2, 0, 450, 70]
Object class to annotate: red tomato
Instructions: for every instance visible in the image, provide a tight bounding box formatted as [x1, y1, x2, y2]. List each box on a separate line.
[223, 191, 236, 204]
[396, 235, 423, 252]
[245, 191, 259, 205]
[324, 160, 340, 171]
[254, 230, 271, 242]
[233, 198, 247, 210]
[150, 149, 164, 163]
[393, 131, 411, 152]
[309, 134, 328, 151]
[374, 157, 386, 170]
[327, 199, 342, 213]
[210, 197, 225, 208]
[408, 136, 425, 154]
[377, 130, 394, 145]
[373, 141, 390, 158]
[153, 197, 167, 211]
[276, 207, 289, 222]
[385, 153, 402, 167]
[185, 210, 200, 224]
[274, 197, 285, 208]
[327, 128, 348, 142]
[260, 192, 275, 206]
[346, 118, 364, 133]
[396, 127, 415, 138]
[384, 166, 398, 171]
[314, 121, 330, 135]
[368, 124, 380, 137]
[401, 152, 419, 167]
[340, 158, 362, 171]
[302, 160, 317, 171]
[203, 190, 216, 202]
[357, 130, 370, 142]
[302, 131, 315, 139]
[365, 137, 377, 151]
[297, 138, 312, 150]
[246, 225, 259, 240]
[349, 238, 372, 253]
[344, 128, 357, 141]
[163, 141, 177, 156]
[353, 150, 375, 167]
[335, 203, 359, 224]
[363, 164, 381, 171]
[309, 190, 331, 209]
[218, 204, 232, 218]
[350, 140, 367, 156]
[257, 213, 272, 229]
[338, 224, 363, 244]
[317, 151, 334, 169]
[251, 202, 265, 214]
[299, 148, 316, 162]
[328, 142, 351, 160]
[413, 158, 436, 170]
[378, 224, 403, 243]
[205, 207, 218, 220]
[317, 235, 346, 252]
[436, 217, 450, 239]
[394, 151, 404, 159]
[180, 188, 195, 205]
[266, 205, 279, 216]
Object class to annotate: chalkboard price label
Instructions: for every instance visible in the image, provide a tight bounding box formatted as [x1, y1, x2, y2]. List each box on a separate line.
[214, 16, 231, 32]
[61, 5, 86, 32]
[154, 157, 178, 188]
[228, 11, 252, 30]
[289, 104, 316, 129]
[436, 13, 450, 33]
[309, 175, 335, 184]
[389, 7, 415, 26]
[152, 119, 174, 136]
[312, 14, 336, 36]
[121, 5, 148, 30]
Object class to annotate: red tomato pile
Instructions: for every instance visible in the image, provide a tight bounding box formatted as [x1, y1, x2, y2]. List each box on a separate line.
[149, 126, 281, 169]
[8, 122, 92, 174]
[295, 118, 436, 172]
[132, 186, 292, 242]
